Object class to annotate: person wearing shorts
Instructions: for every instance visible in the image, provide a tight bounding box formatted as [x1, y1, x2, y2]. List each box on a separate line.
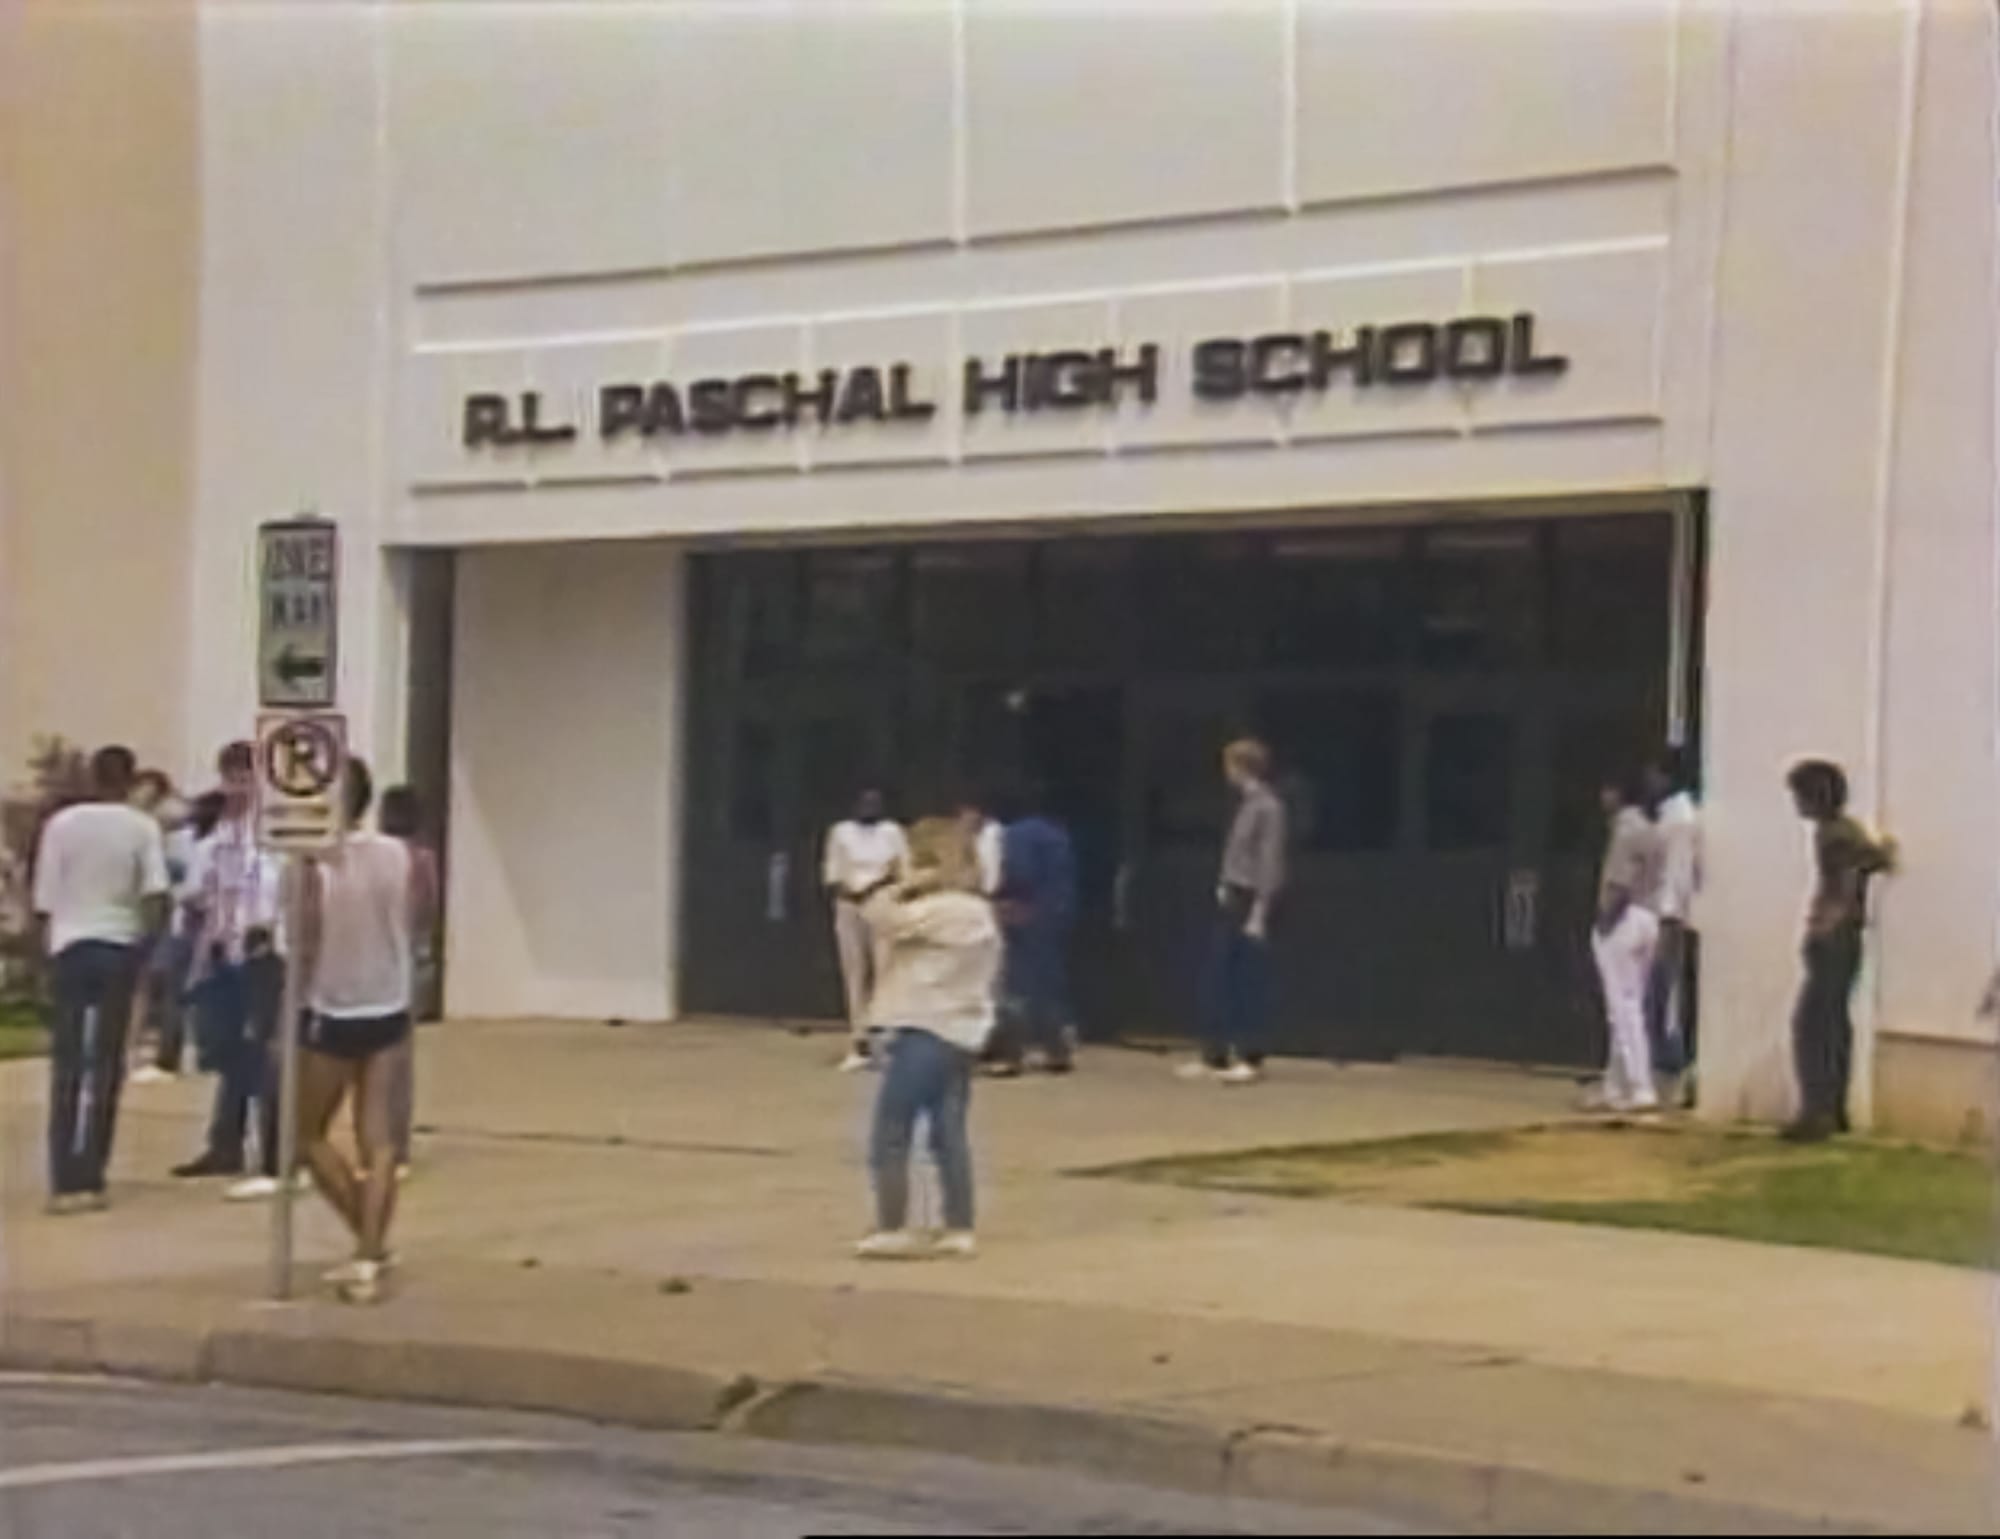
[295, 757, 421, 1304]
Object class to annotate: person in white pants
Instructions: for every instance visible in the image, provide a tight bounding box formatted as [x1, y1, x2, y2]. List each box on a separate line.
[823, 788, 908, 1072]
[1588, 773, 1666, 1117]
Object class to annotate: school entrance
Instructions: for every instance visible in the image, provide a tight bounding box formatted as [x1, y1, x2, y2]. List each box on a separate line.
[681, 499, 1699, 1066]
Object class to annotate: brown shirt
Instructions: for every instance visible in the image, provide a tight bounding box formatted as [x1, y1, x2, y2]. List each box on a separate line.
[1807, 815, 1891, 936]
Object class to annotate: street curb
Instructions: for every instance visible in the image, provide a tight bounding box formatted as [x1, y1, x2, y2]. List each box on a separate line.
[0, 1311, 1899, 1534]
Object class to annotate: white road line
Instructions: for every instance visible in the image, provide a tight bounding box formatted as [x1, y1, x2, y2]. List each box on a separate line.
[0, 1438, 560, 1491]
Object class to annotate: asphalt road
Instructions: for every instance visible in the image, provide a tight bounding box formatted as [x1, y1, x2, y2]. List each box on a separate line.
[0, 1374, 1414, 1537]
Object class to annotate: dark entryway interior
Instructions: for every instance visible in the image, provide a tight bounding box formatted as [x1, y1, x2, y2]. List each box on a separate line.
[682, 504, 1695, 1066]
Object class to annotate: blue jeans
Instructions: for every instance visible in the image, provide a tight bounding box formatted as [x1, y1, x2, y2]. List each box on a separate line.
[994, 924, 1073, 1068]
[47, 941, 141, 1195]
[869, 1028, 975, 1233]
[199, 954, 284, 1173]
[1200, 918, 1271, 1068]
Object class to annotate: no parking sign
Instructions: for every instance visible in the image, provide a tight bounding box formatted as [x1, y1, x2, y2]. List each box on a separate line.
[256, 710, 348, 853]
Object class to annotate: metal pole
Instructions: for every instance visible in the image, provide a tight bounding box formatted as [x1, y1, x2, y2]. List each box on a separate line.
[269, 855, 309, 1301]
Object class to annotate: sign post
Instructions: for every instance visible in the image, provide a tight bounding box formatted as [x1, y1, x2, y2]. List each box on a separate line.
[256, 515, 343, 1302]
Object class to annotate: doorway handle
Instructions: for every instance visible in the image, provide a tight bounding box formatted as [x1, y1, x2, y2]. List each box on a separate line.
[1112, 860, 1134, 933]
[766, 851, 791, 924]
[1503, 868, 1540, 951]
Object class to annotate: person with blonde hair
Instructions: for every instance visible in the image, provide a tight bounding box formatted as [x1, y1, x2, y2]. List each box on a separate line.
[853, 816, 1001, 1260]
[1181, 737, 1287, 1084]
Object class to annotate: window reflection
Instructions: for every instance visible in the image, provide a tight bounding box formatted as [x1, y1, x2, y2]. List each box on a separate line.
[1270, 531, 1409, 667]
[802, 551, 898, 665]
[1424, 712, 1513, 850]
[1416, 526, 1539, 669]
[1258, 689, 1403, 853]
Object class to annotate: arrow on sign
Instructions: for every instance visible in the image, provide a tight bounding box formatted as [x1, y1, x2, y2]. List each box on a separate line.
[275, 646, 327, 687]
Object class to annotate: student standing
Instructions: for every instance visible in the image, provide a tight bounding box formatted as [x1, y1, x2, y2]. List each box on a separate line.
[1587, 773, 1666, 1119]
[1784, 759, 1895, 1142]
[295, 759, 423, 1303]
[822, 787, 908, 1072]
[1181, 739, 1286, 1085]
[854, 817, 1001, 1260]
[171, 742, 288, 1193]
[988, 783, 1079, 1076]
[955, 791, 1004, 898]
[32, 746, 170, 1212]
[1645, 747, 1703, 1098]
[127, 771, 190, 1084]
[138, 790, 227, 1082]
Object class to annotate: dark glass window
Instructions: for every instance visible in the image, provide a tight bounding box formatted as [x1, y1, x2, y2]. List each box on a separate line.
[1036, 540, 1133, 669]
[1416, 526, 1540, 669]
[1549, 514, 1673, 672]
[1270, 531, 1408, 667]
[912, 544, 1029, 672]
[1424, 712, 1513, 850]
[1257, 689, 1403, 852]
[728, 720, 776, 843]
[800, 711, 877, 834]
[801, 551, 899, 665]
[1144, 704, 1245, 845]
[1141, 536, 1266, 671]
[723, 552, 797, 678]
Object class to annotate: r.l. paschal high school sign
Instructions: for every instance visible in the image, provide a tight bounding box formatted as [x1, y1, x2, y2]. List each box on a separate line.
[462, 311, 1567, 448]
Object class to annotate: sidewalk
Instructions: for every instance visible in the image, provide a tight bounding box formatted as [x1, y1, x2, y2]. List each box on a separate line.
[2, 1020, 1993, 1531]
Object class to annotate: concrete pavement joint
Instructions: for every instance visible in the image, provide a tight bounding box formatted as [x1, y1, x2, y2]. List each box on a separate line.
[0, 1307, 1927, 1534]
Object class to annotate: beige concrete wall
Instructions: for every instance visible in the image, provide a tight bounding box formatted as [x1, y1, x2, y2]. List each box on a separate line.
[0, 0, 199, 783]
[446, 542, 687, 1024]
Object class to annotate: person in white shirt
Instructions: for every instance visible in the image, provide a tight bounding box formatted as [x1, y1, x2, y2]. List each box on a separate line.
[853, 816, 1002, 1261]
[172, 741, 289, 1191]
[295, 758, 430, 1304]
[954, 792, 1005, 898]
[1586, 771, 1666, 1118]
[31, 745, 170, 1212]
[821, 788, 908, 1071]
[1644, 747, 1703, 1098]
[126, 769, 190, 1084]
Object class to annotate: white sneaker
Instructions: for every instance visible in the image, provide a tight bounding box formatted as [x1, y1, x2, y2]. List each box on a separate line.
[129, 1066, 175, 1085]
[224, 1172, 310, 1203]
[323, 1253, 398, 1286]
[838, 1049, 874, 1073]
[1219, 1062, 1264, 1086]
[335, 1259, 385, 1305]
[932, 1231, 978, 1259]
[1176, 1060, 1223, 1082]
[854, 1230, 928, 1260]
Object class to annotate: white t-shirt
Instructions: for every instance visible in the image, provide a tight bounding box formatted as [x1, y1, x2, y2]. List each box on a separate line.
[1656, 791, 1703, 923]
[822, 819, 908, 897]
[33, 802, 170, 955]
[974, 820, 1003, 896]
[309, 831, 414, 1018]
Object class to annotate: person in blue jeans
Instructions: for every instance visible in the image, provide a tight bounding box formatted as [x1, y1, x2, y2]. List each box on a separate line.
[853, 816, 1002, 1261]
[171, 741, 288, 1193]
[1181, 738, 1288, 1086]
[988, 783, 1079, 1076]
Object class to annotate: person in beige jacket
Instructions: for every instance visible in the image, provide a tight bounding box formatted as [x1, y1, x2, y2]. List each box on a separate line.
[852, 817, 1001, 1261]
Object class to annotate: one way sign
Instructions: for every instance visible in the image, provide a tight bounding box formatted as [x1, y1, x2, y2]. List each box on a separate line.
[258, 518, 339, 709]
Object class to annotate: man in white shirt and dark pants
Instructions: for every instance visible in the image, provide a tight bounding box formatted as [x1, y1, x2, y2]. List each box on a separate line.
[32, 745, 170, 1212]
[823, 788, 908, 1072]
